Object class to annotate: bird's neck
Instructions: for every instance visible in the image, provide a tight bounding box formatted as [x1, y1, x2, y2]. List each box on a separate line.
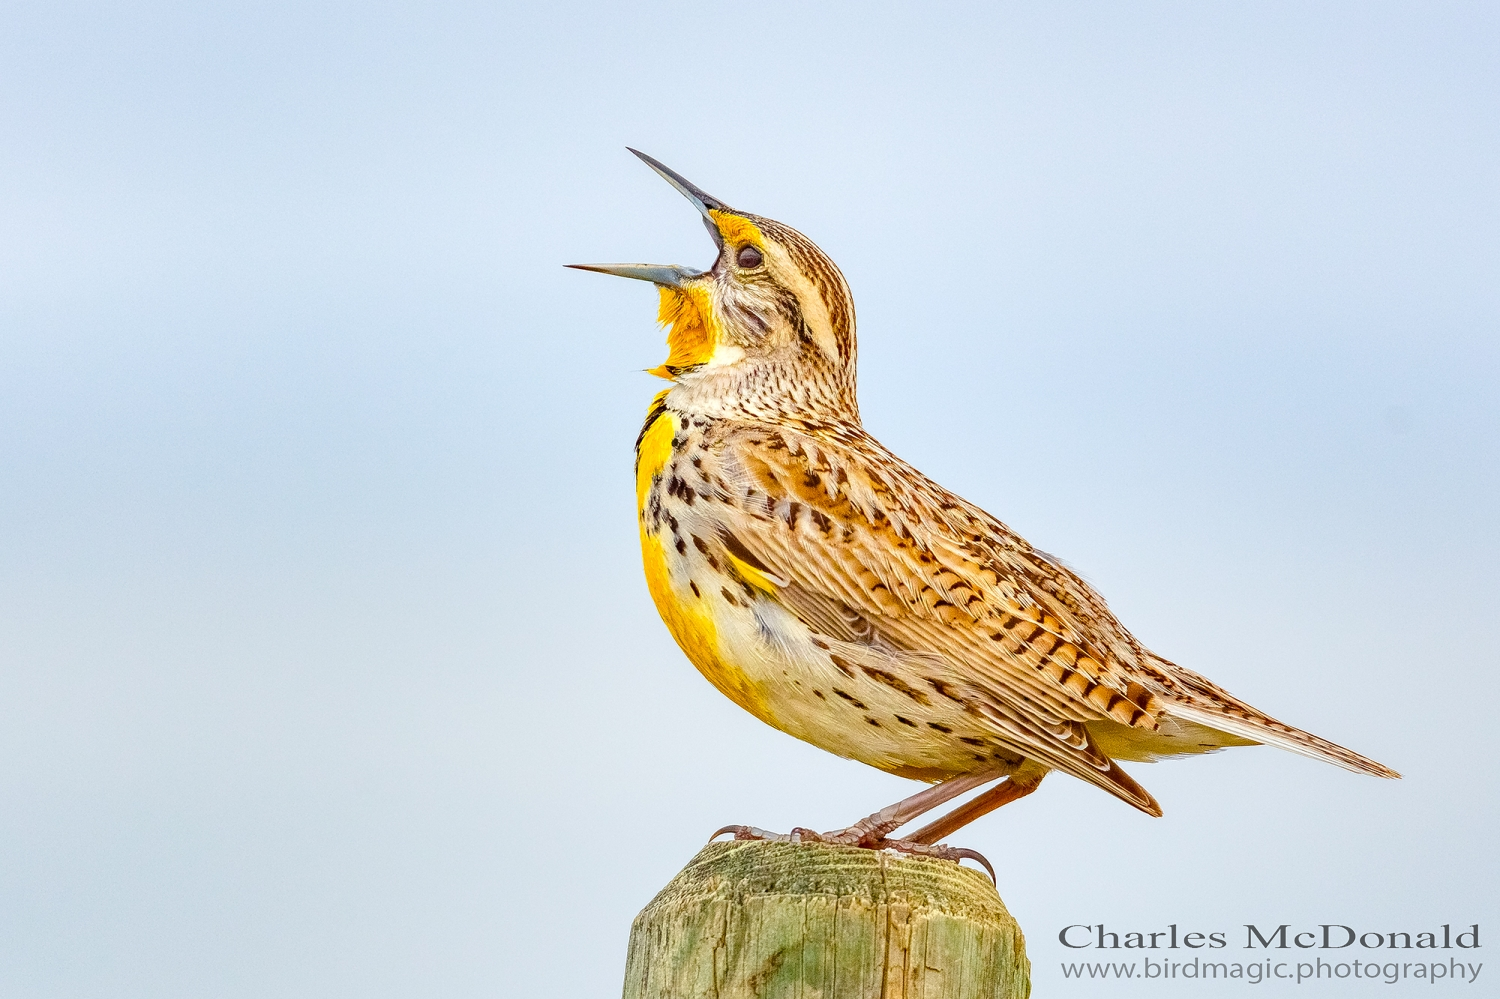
[664, 357, 860, 426]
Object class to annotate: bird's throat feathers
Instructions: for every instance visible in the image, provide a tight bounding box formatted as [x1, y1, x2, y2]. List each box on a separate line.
[650, 284, 718, 380]
[648, 213, 765, 381]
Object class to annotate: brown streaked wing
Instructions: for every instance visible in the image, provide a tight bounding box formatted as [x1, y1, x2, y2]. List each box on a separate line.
[791, 621, 1163, 815]
[707, 421, 1167, 731]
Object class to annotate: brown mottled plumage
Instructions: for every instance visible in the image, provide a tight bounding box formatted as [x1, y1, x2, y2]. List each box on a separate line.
[572, 150, 1397, 856]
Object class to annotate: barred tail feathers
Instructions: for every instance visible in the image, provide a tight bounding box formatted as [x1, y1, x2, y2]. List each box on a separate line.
[1162, 701, 1400, 779]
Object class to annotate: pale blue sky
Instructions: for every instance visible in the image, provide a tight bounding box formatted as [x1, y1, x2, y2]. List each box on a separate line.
[1, 2, 1496, 996]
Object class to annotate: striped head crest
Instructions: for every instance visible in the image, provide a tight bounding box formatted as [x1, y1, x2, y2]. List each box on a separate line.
[569, 150, 859, 421]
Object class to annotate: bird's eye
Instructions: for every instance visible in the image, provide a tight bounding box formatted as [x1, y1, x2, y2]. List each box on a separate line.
[736, 245, 764, 269]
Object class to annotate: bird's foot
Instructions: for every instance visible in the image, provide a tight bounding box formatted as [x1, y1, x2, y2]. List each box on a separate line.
[710, 825, 794, 843]
[708, 825, 994, 881]
[708, 824, 877, 847]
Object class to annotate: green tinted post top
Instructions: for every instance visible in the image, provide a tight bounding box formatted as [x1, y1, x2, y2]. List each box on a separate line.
[623, 840, 1030, 999]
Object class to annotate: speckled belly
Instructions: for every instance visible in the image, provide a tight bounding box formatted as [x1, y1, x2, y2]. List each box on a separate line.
[634, 403, 1025, 782]
[641, 521, 1026, 781]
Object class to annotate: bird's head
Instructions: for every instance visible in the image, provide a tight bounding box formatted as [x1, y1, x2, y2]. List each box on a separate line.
[570, 149, 859, 422]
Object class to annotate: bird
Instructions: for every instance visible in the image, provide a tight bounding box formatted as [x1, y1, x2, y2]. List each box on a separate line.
[570, 149, 1398, 867]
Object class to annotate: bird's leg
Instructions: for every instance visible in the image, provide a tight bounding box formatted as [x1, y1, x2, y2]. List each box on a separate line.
[804, 770, 1006, 846]
[710, 769, 1036, 880]
[710, 771, 1004, 850]
[906, 768, 1047, 845]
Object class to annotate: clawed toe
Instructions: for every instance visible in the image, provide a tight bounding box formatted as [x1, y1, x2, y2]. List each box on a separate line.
[707, 824, 994, 880]
[951, 848, 996, 882]
[709, 825, 791, 843]
[871, 838, 997, 882]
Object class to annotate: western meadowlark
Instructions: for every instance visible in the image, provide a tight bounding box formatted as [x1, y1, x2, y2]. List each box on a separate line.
[571, 149, 1398, 869]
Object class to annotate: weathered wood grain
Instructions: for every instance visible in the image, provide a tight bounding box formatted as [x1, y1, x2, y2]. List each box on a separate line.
[622, 841, 1029, 999]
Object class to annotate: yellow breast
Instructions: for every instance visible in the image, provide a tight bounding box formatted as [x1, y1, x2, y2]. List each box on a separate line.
[635, 400, 772, 723]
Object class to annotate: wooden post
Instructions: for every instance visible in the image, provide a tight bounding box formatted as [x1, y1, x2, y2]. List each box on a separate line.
[622, 840, 1030, 999]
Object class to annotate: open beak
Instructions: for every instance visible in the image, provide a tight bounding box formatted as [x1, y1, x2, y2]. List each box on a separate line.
[564, 262, 703, 287]
[625, 147, 730, 220]
[567, 150, 731, 285]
